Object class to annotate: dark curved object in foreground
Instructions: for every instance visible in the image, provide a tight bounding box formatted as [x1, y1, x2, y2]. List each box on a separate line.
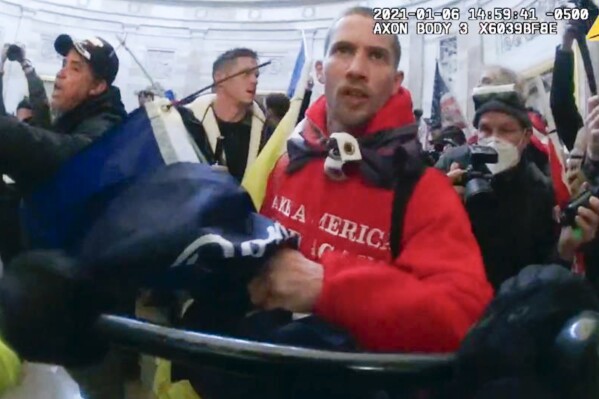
[96, 314, 455, 391]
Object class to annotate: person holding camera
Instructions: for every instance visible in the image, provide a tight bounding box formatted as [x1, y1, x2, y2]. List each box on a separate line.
[0, 44, 51, 128]
[13, 98, 32, 125]
[0, 43, 54, 263]
[574, 95, 599, 291]
[436, 85, 599, 288]
[427, 125, 467, 164]
[0, 35, 126, 191]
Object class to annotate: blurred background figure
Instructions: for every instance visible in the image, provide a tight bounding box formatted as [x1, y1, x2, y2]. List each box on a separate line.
[263, 92, 289, 142]
[15, 98, 32, 123]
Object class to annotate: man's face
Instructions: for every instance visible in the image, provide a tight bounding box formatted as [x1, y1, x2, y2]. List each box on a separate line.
[323, 14, 401, 133]
[217, 56, 259, 105]
[478, 111, 531, 152]
[16, 108, 32, 123]
[52, 49, 106, 113]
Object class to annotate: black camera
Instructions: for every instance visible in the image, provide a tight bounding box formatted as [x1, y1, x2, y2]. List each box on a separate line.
[462, 145, 498, 206]
[6, 44, 23, 62]
[560, 185, 599, 227]
[425, 149, 441, 165]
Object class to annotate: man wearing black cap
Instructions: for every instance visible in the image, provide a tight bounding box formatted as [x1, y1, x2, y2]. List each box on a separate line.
[436, 85, 599, 288]
[0, 34, 126, 190]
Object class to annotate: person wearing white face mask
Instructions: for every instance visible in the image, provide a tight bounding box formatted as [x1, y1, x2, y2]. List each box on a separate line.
[477, 134, 523, 176]
[436, 85, 599, 289]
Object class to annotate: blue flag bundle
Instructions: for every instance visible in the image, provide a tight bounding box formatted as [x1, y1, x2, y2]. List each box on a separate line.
[21, 100, 205, 253]
[79, 162, 297, 290]
[20, 99, 297, 291]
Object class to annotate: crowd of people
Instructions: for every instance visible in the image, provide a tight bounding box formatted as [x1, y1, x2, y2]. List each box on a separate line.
[0, 4, 598, 399]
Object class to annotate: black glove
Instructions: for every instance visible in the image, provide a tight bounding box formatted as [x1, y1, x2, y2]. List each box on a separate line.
[0, 250, 112, 367]
[5, 45, 24, 64]
[497, 263, 575, 295]
[453, 264, 599, 398]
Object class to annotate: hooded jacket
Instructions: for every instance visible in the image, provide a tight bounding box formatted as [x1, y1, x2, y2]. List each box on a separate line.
[0, 86, 127, 190]
[260, 93, 493, 352]
[185, 94, 267, 181]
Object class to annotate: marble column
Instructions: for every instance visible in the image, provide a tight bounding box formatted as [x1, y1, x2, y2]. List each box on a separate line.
[184, 28, 208, 98]
[406, 27, 424, 110]
[457, 30, 484, 131]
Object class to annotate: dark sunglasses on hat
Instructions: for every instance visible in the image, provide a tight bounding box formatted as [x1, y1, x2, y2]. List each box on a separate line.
[472, 84, 523, 111]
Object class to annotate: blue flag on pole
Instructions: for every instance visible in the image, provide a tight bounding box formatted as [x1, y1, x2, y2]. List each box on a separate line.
[430, 62, 449, 128]
[164, 90, 176, 101]
[287, 41, 305, 98]
[430, 61, 467, 129]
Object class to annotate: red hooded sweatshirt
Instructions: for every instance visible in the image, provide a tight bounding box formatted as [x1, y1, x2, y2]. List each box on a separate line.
[261, 91, 493, 352]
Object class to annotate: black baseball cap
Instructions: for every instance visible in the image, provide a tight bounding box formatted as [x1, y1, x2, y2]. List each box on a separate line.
[54, 34, 119, 85]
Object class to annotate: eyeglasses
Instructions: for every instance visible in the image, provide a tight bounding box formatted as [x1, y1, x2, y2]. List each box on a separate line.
[472, 84, 525, 111]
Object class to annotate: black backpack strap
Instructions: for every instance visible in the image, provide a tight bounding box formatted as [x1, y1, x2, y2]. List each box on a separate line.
[389, 147, 427, 260]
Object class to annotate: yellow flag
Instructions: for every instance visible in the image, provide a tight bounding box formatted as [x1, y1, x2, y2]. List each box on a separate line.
[242, 59, 313, 209]
[0, 339, 21, 395]
[153, 358, 202, 399]
[587, 18, 599, 40]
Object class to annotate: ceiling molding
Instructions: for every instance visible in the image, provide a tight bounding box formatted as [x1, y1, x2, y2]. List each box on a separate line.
[126, 0, 352, 7]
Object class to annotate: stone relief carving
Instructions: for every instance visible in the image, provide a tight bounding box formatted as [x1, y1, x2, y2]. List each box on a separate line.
[248, 9, 262, 20]
[302, 7, 315, 18]
[261, 55, 285, 75]
[145, 48, 176, 80]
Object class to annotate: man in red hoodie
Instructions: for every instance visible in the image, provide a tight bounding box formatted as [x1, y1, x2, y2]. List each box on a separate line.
[249, 6, 493, 353]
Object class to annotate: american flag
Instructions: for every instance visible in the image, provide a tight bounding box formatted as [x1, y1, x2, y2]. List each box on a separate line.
[430, 61, 467, 129]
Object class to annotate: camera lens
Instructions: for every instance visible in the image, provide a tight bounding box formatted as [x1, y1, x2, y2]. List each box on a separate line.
[464, 178, 495, 207]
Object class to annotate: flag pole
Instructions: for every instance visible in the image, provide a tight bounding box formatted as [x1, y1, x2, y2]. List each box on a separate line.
[301, 29, 310, 61]
[116, 34, 157, 89]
